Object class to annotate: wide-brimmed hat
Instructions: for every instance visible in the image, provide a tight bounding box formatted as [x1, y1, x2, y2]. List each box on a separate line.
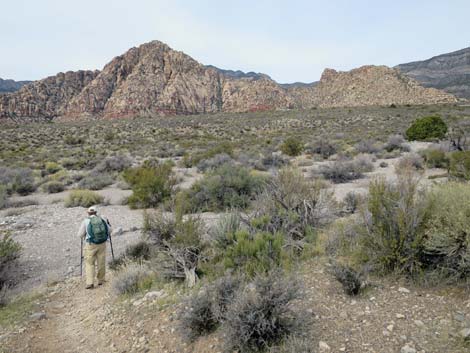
[88, 206, 98, 213]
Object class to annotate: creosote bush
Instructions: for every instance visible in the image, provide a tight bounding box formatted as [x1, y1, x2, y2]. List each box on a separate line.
[64, 189, 104, 208]
[123, 161, 176, 209]
[41, 181, 65, 194]
[280, 137, 304, 157]
[422, 148, 449, 169]
[449, 151, 470, 180]
[186, 163, 265, 212]
[423, 183, 470, 282]
[406, 115, 448, 141]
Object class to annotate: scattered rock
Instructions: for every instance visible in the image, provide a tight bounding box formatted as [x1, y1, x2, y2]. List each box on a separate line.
[396, 314, 406, 319]
[30, 312, 46, 321]
[319, 341, 331, 351]
[401, 345, 417, 353]
[459, 328, 470, 340]
[398, 287, 410, 294]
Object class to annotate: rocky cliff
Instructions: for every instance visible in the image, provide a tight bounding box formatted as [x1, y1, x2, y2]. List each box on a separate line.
[305, 65, 457, 108]
[0, 41, 460, 120]
[396, 47, 470, 99]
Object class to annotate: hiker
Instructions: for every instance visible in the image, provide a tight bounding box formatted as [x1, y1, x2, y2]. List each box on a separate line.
[77, 206, 112, 289]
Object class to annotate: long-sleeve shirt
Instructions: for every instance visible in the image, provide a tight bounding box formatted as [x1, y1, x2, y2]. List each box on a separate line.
[77, 215, 112, 243]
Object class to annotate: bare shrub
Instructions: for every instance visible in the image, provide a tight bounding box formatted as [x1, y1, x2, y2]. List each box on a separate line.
[396, 153, 424, 173]
[180, 289, 218, 341]
[308, 139, 337, 159]
[384, 134, 409, 152]
[325, 218, 360, 257]
[112, 264, 153, 295]
[250, 168, 336, 246]
[78, 173, 114, 190]
[343, 191, 363, 214]
[222, 274, 304, 353]
[93, 155, 133, 173]
[320, 160, 363, 183]
[196, 153, 234, 172]
[355, 140, 380, 154]
[330, 262, 364, 296]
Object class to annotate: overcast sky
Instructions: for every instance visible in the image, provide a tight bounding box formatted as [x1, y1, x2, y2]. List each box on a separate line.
[2, 0, 469, 83]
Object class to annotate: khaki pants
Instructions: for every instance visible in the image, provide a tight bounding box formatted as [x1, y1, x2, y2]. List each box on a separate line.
[84, 242, 106, 286]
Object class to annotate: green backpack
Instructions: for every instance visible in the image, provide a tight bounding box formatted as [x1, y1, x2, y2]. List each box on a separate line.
[87, 216, 109, 244]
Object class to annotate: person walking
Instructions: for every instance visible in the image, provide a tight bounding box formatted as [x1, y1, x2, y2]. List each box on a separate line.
[77, 206, 112, 289]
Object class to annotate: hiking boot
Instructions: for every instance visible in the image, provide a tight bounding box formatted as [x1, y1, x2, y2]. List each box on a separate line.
[85, 284, 94, 289]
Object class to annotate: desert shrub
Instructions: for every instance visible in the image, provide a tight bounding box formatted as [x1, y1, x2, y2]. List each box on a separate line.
[384, 134, 409, 152]
[320, 160, 363, 183]
[259, 153, 289, 170]
[357, 174, 429, 275]
[325, 218, 361, 257]
[41, 181, 65, 194]
[423, 183, 470, 281]
[45, 162, 61, 174]
[268, 336, 315, 353]
[0, 185, 7, 209]
[250, 168, 336, 244]
[125, 241, 152, 261]
[142, 211, 177, 246]
[396, 153, 424, 172]
[422, 149, 449, 169]
[355, 140, 380, 154]
[149, 215, 205, 286]
[187, 164, 265, 212]
[78, 173, 114, 190]
[379, 161, 388, 168]
[406, 115, 448, 141]
[280, 137, 304, 157]
[222, 274, 304, 353]
[185, 142, 234, 167]
[179, 274, 241, 341]
[330, 262, 363, 296]
[223, 231, 287, 278]
[64, 134, 84, 145]
[353, 154, 375, 173]
[0, 167, 36, 196]
[196, 153, 234, 172]
[94, 155, 132, 173]
[308, 139, 337, 159]
[449, 151, 470, 180]
[64, 189, 104, 208]
[343, 192, 362, 214]
[123, 161, 176, 209]
[112, 264, 153, 295]
[180, 289, 218, 341]
[0, 232, 21, 288]
[210, 212, 243, 249]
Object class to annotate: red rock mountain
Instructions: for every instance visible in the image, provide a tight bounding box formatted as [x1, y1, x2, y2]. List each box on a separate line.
[0, 41, 458, 120]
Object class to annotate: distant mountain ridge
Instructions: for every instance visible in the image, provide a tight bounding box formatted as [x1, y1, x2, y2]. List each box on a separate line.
[0, 40, 459, 121]
[0, 78, 31, 93]
[396, 47, 470, 99]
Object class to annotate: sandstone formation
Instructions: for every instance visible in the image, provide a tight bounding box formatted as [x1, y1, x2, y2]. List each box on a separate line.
[0, 41, 460, 121]
[396, 47, 470, 99]
[305, 66, 458, 108]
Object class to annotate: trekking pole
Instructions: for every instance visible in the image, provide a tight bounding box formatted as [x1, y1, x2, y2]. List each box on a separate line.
[80, 238, 83, 276]
[109, 232, 115, 261]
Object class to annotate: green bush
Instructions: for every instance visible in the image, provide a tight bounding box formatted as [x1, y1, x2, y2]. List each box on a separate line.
[357, 175, 429, 275]
[0, 185, 7, 209]
[280, 137, 304, 157]
[0, 232, 22, 288]
[187, 164, 265, 212]
[45, 162, 61, 175]
[405, 116, 448, 141]
[41, 181, 65, 194]
[223, 231, 288, 278]
[449, 151, 470, 180]
[123, 161, 176, 209]
[423, 183, 470, 281]
[64, 189, 104, 208]
[422, 149, 449, 168]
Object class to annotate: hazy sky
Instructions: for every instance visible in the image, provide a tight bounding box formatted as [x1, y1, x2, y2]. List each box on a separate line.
[2, 0, 469, 83]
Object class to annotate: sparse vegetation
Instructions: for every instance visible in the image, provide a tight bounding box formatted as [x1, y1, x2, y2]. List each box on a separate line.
[112, 264, 154, 295]
[64, 189, 104, 208]
[280, 137, 304, 157]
